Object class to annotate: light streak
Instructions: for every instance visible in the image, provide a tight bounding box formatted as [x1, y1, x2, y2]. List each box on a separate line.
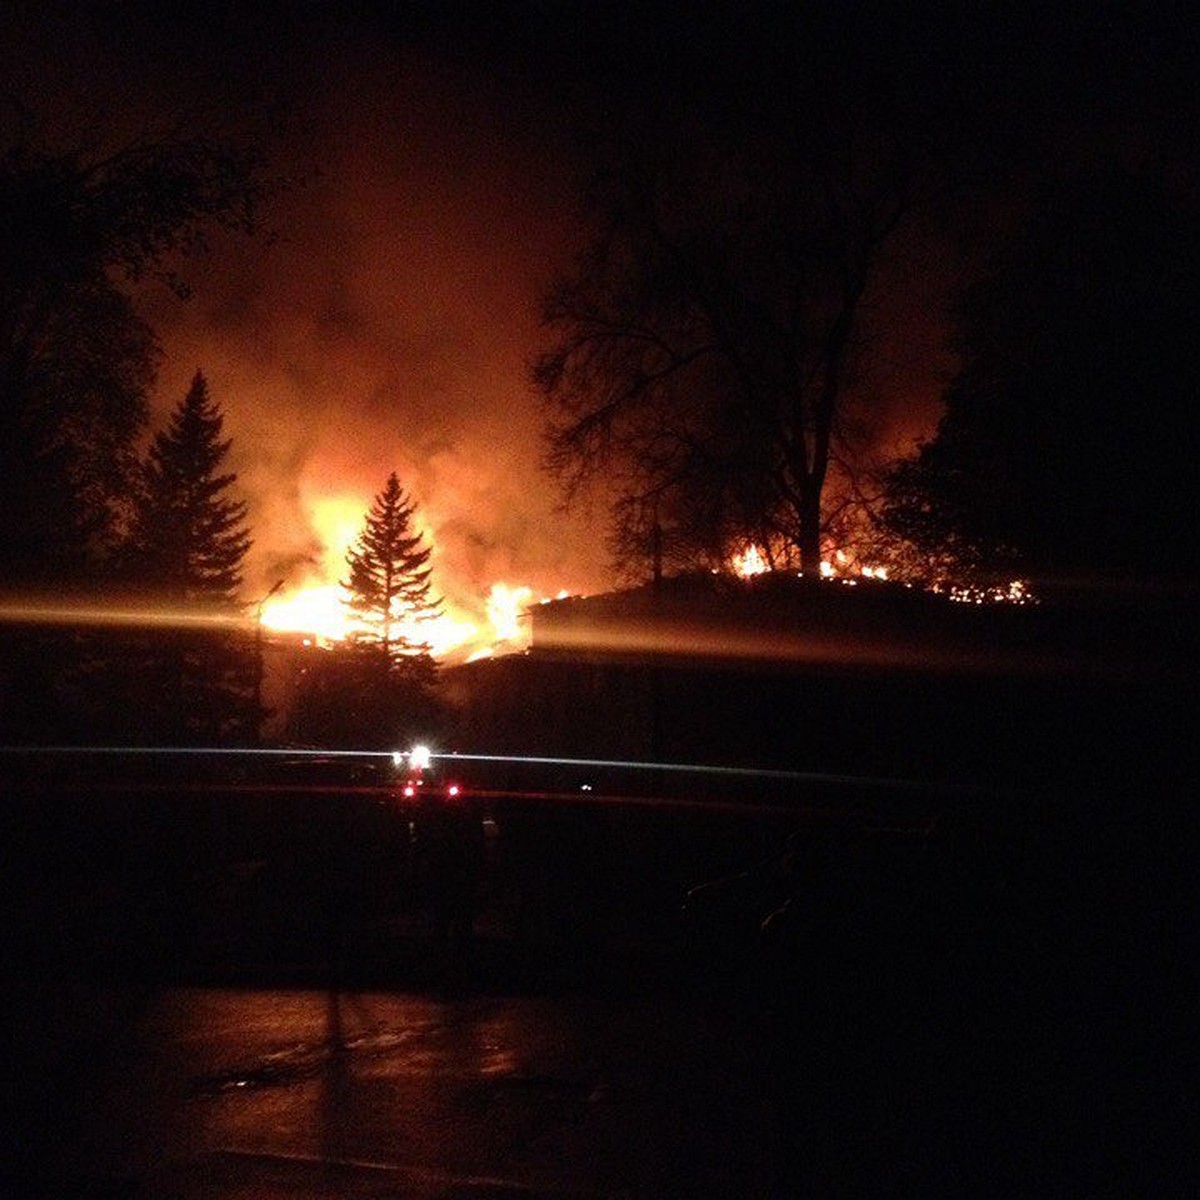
[0, 601, 248, 631]
[0, 744, 388, 760]
[434, 751, 995, 797]
[0, 743, 999, 797]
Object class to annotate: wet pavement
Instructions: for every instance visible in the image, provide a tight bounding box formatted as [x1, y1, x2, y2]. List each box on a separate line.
[5, 773, 1193, 1196]
[48, 984, 776, 1199]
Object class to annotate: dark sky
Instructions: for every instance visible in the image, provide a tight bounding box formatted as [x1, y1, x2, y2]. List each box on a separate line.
[3, 2, 1196, 629]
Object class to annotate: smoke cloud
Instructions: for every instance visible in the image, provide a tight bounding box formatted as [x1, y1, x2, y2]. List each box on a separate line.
[132, 38, 616, 622]
[6, 4, 952, 631]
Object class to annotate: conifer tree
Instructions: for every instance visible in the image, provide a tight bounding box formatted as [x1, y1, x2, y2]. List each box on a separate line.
[130, 370, 251, 611]
[1, 133, 265, 588]
[124, 370, 257, 742]
[342, 472, 441, 667]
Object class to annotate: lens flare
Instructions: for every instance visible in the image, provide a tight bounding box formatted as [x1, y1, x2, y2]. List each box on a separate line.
[0, 600, 245, 631]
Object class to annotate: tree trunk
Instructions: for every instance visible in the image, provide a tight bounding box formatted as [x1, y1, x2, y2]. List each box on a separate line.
[798, 489, 823, 578]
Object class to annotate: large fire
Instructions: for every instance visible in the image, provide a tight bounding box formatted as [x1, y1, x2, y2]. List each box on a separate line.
[260, 585, 483, 654]
[257, 516, 1029, 663]
[256, 489, 568, 656]
[260, 585, 349, 642]
[254, 486, 582, 657]
[260, 579, 557, 659]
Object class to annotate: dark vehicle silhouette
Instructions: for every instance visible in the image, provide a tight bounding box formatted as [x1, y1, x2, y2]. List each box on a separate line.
[391, 748, 486, 946]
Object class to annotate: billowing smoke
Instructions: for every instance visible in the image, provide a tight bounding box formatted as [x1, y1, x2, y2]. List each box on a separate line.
[135, 43, 616, 627]
[6, 6, 951, 640]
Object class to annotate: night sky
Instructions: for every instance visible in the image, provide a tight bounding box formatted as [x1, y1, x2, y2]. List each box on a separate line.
[3, 2, 1196, 637]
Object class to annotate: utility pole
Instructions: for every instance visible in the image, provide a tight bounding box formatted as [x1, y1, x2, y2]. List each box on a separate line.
[650, 500, 663, 757]
[253, 579, 285, 739]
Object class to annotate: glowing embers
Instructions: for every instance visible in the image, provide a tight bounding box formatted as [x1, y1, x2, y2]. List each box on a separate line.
[937, 578, 1037, 606]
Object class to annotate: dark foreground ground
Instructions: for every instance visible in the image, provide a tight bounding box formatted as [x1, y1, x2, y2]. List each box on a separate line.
[3, 749, 1195, 1198]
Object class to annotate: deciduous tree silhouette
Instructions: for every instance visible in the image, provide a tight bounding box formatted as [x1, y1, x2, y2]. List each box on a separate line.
[534, 126, 923, 581]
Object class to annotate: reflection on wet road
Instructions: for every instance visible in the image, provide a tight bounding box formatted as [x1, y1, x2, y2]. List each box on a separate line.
[80, 987, 771, 1198]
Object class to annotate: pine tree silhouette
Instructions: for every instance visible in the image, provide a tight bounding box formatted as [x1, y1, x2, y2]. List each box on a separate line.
[131, 369, 250, 611]
[125, 370, 257, 742]
[343, 471, 441, 667]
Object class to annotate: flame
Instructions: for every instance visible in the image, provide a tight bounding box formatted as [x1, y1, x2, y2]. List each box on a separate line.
[486, 582, 533, 643]
[261, 584, 480, 655]
[260, 577, 572, 659]
[257, 485, 479, 655]
[728, 542, 894, 586]
[721, 539, 1034, 606]
[309, 493, 367, 570]
[261, 585, 348, 641]
[732, 545, 769, 577]
[253, 488, 574, 657]
[417, 610, 480, 656]
[258, 490, 373, 643]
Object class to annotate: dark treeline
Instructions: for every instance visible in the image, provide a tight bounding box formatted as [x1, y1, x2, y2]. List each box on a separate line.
[0, 135, 444, 747]
[2, 368, 261, 745]
[5, 7, 1199, 749]
[533, 5, 1200, 595]
[0, 130, 266, 744]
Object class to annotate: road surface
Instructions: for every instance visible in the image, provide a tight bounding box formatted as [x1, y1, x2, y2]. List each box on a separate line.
[35, 983, 779, 1199]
